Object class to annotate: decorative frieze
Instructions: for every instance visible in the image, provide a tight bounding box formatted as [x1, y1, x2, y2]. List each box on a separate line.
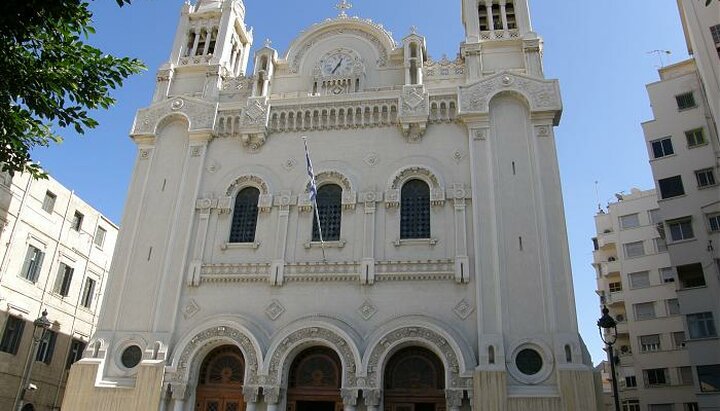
[198, 259, 456, 284]
[132, 96, 218, 137]
[424, 55, 465, 79]
[458, 71, 561, 117]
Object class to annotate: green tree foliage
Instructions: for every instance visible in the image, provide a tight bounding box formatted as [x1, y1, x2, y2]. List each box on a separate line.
[0, 0, 145, 178]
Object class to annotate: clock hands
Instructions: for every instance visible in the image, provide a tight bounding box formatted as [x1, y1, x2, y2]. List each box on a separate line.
[332, 57, 344, 74]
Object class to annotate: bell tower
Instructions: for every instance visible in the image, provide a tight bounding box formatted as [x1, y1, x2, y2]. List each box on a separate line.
[461, 0, 543, 80]
[154, 0, 253, 102]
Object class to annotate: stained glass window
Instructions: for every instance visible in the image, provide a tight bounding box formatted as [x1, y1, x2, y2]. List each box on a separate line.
[230, 187, 260, 243]
[313, 184, 342, 241]
[401, 179, 430, 239]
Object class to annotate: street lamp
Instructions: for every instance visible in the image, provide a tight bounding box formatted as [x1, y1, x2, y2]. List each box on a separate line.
[597, 306, 621, 411]
[13, 309, 52, 411]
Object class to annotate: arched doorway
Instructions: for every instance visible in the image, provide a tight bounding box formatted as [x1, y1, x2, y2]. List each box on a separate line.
[195, 345, 246, 411]
[286, 347, 343, 411]
[384, 347, 446, 411]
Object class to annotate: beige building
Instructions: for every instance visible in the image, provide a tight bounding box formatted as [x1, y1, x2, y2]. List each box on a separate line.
[593, 188, 699, 411]
[62, 0, 599, 410]
[640, 4, 720, 406]
[0, 173, 117, 410]
[676, 0, 720, 134]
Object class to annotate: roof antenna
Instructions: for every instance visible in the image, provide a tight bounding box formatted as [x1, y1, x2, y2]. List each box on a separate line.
[594, 180, 602, 213]
[648, 50, 672, 68]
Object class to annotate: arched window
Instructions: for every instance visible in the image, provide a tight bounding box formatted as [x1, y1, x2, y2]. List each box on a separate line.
[401, 179, 430, 239]
[384, 347, 445, 410]
[229, 187, 260, 243]
[196, 346, 246, 411]
[313, 184, 342, 242]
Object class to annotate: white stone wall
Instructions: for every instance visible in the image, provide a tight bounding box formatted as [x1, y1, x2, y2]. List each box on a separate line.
[73, 1, 597, 410]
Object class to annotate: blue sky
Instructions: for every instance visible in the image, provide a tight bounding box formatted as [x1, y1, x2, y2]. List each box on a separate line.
[32, 0, 689, 364]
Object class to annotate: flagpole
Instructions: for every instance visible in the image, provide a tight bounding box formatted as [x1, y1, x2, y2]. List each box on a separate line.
[302, 136, 327, 263]
[313, 201, 327, 262]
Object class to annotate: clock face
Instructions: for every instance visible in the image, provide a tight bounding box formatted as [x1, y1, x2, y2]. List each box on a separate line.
[321, 52, 354, 76]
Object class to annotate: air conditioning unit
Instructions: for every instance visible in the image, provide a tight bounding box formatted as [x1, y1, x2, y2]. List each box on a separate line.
[616, 314, 625, 322]
[620, 345, 630, 354]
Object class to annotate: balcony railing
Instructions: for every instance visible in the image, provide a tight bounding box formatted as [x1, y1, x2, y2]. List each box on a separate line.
[479, 29, 521, 40]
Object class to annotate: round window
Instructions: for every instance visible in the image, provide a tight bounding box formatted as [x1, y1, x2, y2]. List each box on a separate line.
[515, 349, 543, 376]
[121, 345, 143, 369]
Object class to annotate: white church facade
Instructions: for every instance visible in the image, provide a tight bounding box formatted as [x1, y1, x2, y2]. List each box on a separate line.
[63, 1, 599, 410]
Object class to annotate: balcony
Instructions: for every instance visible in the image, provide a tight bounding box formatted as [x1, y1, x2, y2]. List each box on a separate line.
[597, 231, 616, 249]
[600, 260, 621, 277]
[606, 291, 625, 306]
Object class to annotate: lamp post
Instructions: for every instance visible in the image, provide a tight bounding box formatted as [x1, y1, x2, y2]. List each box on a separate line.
[13, 309, 52, 411]
[597, 306, 621, 411]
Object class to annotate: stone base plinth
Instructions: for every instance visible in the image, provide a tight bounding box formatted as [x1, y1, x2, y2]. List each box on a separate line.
[62, 360, 164, 411]
[473, 368, 598, 411]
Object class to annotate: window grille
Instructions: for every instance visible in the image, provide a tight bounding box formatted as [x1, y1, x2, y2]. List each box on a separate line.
[676, 92, 696, 110]
[312, 184, 342, 242]
[400, 179, 431, 239]
[229, 187, 260, 243]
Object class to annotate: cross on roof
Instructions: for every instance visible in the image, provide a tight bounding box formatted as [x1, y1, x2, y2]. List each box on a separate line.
[335, 0, 352, 17]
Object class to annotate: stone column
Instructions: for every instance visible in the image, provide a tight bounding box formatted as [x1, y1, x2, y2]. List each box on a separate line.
[446, 389, 464, 411]
[171, 383, 188, 411]
[364, 389, 382, 411]
[264, 386, 282, 411]
[341, 388, 358, 411]
[485, 2, 495, 31]
[190, 28, 201, 56]
[499, 0, 508, 31]
[243, 386, 260, 411]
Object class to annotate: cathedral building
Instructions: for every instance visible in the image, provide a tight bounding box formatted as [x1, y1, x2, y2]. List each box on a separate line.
[63, 0, 599, 410]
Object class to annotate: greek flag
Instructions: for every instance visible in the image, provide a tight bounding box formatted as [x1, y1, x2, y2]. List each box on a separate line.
[303, 137, 318, 202]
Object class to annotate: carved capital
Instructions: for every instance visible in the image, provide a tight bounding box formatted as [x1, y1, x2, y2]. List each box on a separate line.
[242, 386, 260, 403]
[363, 389, 382, 406]
[170, 383, 188, 400]
[341, 388, 359, 406]
[263, 386, 282, 404]
[445, 389, 464, 408]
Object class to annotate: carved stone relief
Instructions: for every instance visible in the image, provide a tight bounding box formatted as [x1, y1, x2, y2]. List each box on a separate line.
[288, 26, 394, 74]
[366, 326, 467, 389]
[172, 326, 261, 386]
[267, 327, 358, 388]
[226, 175, 270, 196]
[389, 166, 440, 190]
[459, 72, 561, 114]
[132, 96, 217, 136]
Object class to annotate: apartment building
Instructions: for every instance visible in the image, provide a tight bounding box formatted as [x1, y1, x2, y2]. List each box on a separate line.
[0, 173, 117, 410]
[641, 55, 720, 409]
[593, 188, 698, 411]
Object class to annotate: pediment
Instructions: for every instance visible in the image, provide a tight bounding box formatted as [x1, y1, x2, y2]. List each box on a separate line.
[132, 96, 218, 137]
[458, 72, 562, 120]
